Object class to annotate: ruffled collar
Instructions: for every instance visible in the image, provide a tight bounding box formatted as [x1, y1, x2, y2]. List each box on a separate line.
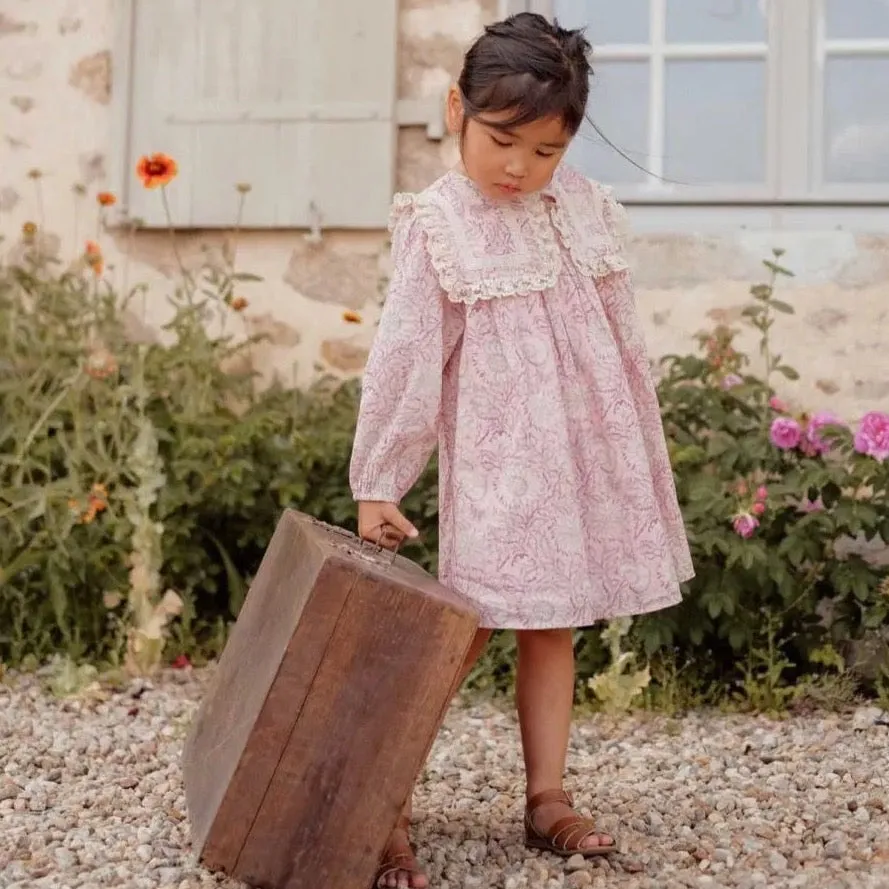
[389, 164, 629, 305]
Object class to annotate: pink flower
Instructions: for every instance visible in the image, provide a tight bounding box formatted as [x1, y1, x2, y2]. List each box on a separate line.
[751, 502, 766, 517]
[770, 417, 802, 450]
[769, 396, 789, 413]
[733, 513, 759, 538]
[800, 496, 824, 513]
[804, 411, 843, 455]
[854, 411, 889, 462]
[721, 374, 743, 390]
[755, 486, 768, 502]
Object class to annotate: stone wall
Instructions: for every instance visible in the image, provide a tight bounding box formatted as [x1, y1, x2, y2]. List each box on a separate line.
[1, 0, 887, 420]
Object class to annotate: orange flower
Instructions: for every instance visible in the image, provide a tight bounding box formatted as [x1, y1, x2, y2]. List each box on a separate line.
[85, 348, 118, 380]
[84, 240, 104, 276]
[136, 153, 178, 189]
[88, 483, 108, 515]
[231, 296, 248, 312]
[342, 310, 362, 324]
[97, 191, 117, 207]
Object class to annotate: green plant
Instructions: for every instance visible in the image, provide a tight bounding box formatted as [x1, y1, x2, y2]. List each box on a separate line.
[630, 250, 889, 702]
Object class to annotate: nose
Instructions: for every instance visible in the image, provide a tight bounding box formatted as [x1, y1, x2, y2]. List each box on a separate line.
[505, 157, 527, 180]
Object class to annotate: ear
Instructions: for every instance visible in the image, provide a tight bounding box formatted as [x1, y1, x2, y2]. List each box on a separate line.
[445, 85, 464, 136]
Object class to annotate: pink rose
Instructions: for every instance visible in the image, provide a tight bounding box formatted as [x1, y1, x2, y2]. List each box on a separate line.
[769, 396, 789, 413]
[751, 502, 766, 517]
[770, 417, 802, 450]
[854, 411, 889, 462]
[733, 513, 759, 538]
[804, 411, 843, 455]
[755, 486, 768, 502]
[721, 374, 743, 390]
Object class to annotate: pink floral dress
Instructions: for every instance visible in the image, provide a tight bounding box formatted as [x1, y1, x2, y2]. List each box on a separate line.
[349, 163, 694, 629]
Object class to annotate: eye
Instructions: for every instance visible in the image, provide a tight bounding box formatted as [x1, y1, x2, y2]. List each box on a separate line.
[490, 135, 513, 148]
[537, 151, 556, 158]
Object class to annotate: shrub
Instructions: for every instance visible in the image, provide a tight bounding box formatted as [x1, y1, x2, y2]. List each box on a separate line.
[2, 168, 887, 707]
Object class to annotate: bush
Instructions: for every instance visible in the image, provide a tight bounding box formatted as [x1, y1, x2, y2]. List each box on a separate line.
[2, 174, 888, 707]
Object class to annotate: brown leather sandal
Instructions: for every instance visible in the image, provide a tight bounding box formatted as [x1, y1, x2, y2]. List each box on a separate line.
[372, 815, 425, 888]
[524, 789, 617, 857]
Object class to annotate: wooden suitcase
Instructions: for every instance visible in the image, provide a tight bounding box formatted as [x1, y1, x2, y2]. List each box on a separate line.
[181, 508, 479, 889]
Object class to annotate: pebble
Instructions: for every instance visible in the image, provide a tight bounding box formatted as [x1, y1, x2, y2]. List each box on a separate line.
[1, 670, 888, 888]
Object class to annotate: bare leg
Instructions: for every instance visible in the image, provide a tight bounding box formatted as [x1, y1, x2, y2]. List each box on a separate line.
[377, 627, 493, 888]
[516, 629, 612, 850]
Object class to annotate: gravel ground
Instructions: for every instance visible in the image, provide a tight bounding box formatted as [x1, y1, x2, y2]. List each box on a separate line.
[2, 666, 889, 889]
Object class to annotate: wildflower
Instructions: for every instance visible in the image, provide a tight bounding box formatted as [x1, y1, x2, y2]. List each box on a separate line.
[751, 502, 766, 517]
[342, 310, 363, 324]
[854, 411, 889, 462]
[804, 411, 843, 456]
[230, 296, 248, 312]
[84, 348, 118, 380]
[769, 396, 789, 413]
[732, 513, 759, 539]
[89, 483, 108, 514]
[721, 373, 743, 390]
[800, 497, 824, 514]
[97, 191, 117, 207]
[84, 240, 104, 276]
[755, 486, 768, 502]
[22, 221, 37, 236]
[27, 168, 42, 180]
[67, 498, 81, 516]
[235, 183, 252, 194]
[769, 417, 802, 451]
[136, 152, 178, 189]
[171, 654, 192, 669]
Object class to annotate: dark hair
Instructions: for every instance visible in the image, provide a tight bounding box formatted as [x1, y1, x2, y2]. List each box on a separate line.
[457, 13, 593, 136]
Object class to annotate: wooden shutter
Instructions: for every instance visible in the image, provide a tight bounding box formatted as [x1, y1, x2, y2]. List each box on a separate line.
[120, 0, 398, 229]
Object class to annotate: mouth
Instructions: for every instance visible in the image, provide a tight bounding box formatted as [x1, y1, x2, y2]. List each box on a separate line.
[496, 183, 522, 195]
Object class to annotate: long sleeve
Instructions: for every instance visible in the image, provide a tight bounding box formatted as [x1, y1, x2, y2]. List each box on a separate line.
[349, 209, 462, 503]
[597, 200, 696, 583]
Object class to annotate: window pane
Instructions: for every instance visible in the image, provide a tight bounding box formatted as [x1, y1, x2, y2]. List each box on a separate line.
[553, 0, 650, 45]
[664, 60, 766, 184]
[666, 0, 767, 43]
[824, 57, 889, 183]
[567, 62, 650, 185]
[825, 0, 889, 39]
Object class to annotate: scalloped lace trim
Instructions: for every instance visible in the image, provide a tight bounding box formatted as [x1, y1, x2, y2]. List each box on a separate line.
[549, 181, 629, 280]
[389, 172, 629, 304]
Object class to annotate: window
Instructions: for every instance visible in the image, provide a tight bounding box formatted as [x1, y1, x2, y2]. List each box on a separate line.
[521, 0, 889, 204]
[112, 0, 400, 229]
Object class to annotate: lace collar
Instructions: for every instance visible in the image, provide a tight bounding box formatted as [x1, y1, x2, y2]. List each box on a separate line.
[389, 164, 629, 305]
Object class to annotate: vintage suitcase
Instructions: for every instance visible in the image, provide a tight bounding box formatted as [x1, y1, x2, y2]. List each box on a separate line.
[181, 508, 479, 889]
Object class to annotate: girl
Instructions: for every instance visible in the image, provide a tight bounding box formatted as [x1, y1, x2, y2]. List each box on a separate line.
[349, 12, 694, 889]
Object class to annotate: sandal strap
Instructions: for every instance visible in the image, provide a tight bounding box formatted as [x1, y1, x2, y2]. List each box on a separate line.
[526, 788, 574, 812]
[375, 852, 419, 885]
[550, 816, 604, 851]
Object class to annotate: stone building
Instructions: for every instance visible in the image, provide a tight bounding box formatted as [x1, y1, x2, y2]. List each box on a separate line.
[1, 0, 887, 419]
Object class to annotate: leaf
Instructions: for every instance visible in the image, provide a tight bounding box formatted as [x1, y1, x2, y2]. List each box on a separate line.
[770, 299, 795, 314]
[763, 259, 795, 277]
[776, 365, 800, 381]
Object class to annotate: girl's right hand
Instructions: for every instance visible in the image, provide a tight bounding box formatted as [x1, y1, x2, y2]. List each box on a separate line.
[357, 500, 419, 550]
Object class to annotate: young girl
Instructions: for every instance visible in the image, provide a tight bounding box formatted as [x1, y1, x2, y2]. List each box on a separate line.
[349, 12, 694, 888]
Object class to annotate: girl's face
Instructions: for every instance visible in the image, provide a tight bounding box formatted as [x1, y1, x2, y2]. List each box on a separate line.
[446, 87, 572, 201]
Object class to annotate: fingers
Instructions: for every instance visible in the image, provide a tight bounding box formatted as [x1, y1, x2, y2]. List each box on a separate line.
[357, 502, 419, 551]
[380, 504, 418, 541]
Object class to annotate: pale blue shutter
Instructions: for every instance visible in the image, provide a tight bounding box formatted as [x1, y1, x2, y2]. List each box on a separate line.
[120, 0, 398, 228]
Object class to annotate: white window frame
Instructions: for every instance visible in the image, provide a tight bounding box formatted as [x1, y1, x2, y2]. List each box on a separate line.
[512, 0, 889, 208]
